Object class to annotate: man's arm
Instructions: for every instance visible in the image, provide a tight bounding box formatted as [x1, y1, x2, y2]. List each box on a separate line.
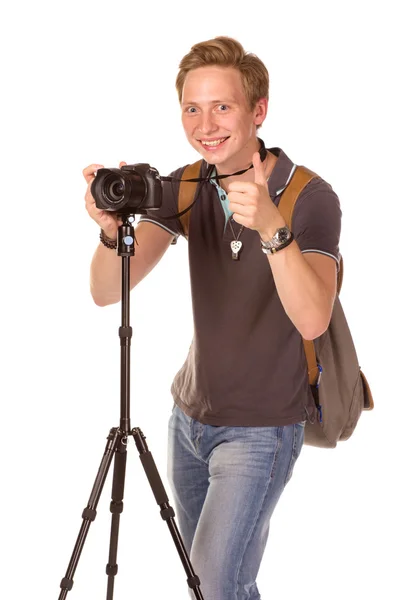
[265, 238, 337, 340]
[228, 152, 341, 341]
[90, 222, 174, 306]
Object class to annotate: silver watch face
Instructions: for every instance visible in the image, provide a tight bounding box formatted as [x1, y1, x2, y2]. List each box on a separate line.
[274, 227, 291, 244]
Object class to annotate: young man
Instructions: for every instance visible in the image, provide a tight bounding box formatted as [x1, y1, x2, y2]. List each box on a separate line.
[85, 37, 341, 600]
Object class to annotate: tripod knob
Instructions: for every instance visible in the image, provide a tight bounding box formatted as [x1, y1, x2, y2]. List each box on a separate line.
[123, 235, 134, 246]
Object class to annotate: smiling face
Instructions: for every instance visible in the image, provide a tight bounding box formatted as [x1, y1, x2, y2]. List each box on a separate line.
[181, 66, 267, 173]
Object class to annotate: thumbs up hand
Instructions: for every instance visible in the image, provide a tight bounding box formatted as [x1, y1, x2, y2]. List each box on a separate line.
[227, 151, 286, 240]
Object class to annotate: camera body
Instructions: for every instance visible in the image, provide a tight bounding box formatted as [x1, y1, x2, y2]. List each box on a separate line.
[91, 163, 162, 215]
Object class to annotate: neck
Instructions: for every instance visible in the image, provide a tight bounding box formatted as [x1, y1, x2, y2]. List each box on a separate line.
[214, 139, 261, 177]
[214, 142, 277, 191]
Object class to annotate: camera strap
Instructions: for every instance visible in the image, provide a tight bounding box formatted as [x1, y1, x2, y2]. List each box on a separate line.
[159, 140, 268, 221]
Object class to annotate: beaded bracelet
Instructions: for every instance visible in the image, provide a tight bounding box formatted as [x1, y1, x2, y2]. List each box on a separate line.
[99, 229, 117, 249]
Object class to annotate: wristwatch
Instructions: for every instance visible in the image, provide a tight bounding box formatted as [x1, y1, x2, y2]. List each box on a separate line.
[260, 225, 294, 255]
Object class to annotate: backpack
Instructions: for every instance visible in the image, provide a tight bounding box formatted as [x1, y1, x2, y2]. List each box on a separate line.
[177, 160, 374, 448]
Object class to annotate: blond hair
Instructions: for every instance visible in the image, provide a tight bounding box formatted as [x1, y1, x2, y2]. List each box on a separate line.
[176, 36, 269, 111]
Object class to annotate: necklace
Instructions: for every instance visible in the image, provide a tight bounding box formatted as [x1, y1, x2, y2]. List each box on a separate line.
[227, 163, 272, 261]
[229, 218, 244, 260]
[223, 153, 270, 260]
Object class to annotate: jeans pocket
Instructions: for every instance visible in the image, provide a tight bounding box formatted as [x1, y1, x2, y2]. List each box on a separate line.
[284, 424, 304, 486]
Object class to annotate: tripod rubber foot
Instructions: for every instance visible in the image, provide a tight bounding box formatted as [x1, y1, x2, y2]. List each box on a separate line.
[110, 500, 124, 514]
[82, 507, 97, 521]
[60, 577, 74, 591]
[106, 564, 118, 576]
[187, 575, 201, 589]
[160, 506, 175, 520]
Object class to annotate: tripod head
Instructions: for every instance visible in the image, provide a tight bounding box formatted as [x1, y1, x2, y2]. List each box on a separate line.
[116, 213, 137, 257]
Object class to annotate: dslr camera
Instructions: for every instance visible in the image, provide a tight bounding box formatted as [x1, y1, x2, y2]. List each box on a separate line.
[91, 163, 162, 215]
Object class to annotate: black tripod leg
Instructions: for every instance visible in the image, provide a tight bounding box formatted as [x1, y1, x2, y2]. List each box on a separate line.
[58, 427, 121, 600]
[132, 428, 204, 600]
[105, 437, 127, 600]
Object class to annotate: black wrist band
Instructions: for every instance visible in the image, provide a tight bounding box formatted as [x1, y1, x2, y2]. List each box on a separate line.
[100, 229, 117, 249]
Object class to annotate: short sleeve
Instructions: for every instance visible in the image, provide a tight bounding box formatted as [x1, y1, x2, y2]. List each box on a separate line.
[291, 177, 342, 268]
[138, 165, 187, 240]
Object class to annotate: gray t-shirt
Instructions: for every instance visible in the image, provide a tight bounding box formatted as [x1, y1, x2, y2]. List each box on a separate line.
[139, 146, 341, 426]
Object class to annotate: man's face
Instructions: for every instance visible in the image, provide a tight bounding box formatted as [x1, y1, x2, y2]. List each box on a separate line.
[181, 66, 267, 169]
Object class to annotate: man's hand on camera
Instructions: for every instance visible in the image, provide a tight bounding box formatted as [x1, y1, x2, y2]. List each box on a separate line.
[83, 162, 127, 241]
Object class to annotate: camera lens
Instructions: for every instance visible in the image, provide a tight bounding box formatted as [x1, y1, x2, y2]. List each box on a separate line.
[103, 174, 125, 204]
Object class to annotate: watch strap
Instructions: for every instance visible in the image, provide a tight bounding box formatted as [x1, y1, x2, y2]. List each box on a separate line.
[260, 231, 295, 254]
[260, 225, 292, 250]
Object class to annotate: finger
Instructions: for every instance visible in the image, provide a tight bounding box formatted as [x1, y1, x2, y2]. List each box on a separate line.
[83, 164, 104, 184]
[228, 191, 248, 206]
[227, 180, 256, 194]
[229, 202, 253, 217]
[119, 161, 127, 168]
[85, 185, 95, 205]
[231, 213, 247, 227]
[253, 152, 267, 187]
[228, 188, 259, 207]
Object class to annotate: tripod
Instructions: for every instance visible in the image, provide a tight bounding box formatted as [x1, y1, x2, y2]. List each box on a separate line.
[58, 215, 204, 599]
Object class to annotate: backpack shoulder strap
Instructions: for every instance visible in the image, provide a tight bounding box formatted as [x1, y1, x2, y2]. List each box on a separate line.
[278, 165, 344, 385]
[278, 165, 343, 293]
[277, 165, 317, 225]
[178, 160, 203, 238]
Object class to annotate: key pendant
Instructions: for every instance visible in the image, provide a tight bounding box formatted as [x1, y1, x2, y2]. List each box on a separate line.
[231, 240, 243, 261]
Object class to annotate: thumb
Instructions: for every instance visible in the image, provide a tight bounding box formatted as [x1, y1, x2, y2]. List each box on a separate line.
[253, 151, 267, 187]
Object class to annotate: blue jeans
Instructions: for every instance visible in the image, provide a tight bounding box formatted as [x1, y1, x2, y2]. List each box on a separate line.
[167, 404, 305, 600]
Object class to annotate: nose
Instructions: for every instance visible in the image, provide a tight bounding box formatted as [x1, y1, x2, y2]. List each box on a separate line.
[198, 110, 218, 135]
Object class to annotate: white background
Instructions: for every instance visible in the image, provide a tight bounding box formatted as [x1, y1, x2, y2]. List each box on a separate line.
[1, 1, 399, 598]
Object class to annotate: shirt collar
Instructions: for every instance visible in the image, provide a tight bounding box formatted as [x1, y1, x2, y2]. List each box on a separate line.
[209, 166, 219, 188]
[266, 147, 297, 201]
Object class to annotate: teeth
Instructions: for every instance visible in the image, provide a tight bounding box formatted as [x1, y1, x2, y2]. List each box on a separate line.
[201, 138, 227, 147]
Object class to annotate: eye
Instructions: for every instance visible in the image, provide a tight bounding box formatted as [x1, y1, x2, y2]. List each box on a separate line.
[186, 107, 197, 114]
[218, 104, 228, 111]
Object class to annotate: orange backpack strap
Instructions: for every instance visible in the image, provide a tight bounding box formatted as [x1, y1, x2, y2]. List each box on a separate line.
[278, 164, 343, 292]
[277, 166, 317, 225]
[178, 160, 203, 238]
[277, 165, 343, 385]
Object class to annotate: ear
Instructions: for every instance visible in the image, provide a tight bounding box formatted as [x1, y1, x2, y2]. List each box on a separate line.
[253, 97, 268, 127]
